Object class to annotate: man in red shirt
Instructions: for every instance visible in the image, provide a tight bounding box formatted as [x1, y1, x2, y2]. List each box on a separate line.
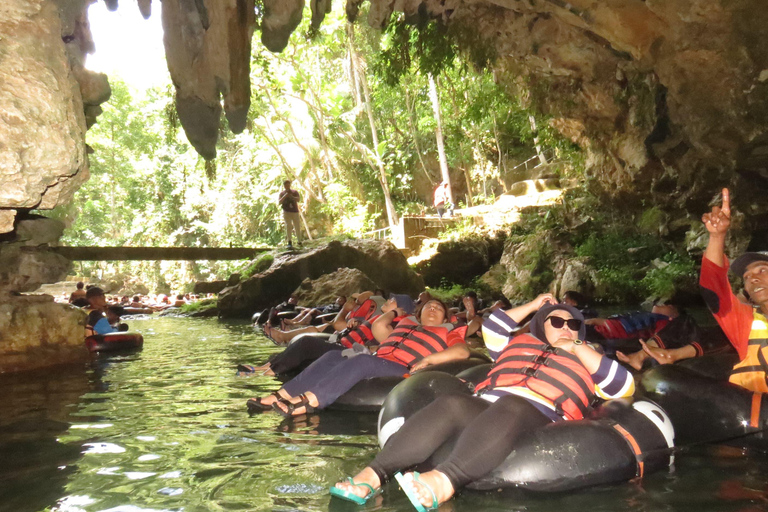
[700, 188, 768, 392]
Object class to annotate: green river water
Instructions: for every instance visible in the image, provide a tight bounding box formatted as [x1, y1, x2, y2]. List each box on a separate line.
[2, 316, 768, 512]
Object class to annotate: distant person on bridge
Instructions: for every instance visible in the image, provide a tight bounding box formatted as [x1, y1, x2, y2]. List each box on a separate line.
[433, 182, 452, 218]
[278, 179, 302, 248]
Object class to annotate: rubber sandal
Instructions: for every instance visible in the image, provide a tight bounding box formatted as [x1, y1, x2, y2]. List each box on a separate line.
[246, 391, 283, 413]
[329, 477, 377, 504]
[272, 393, 316, 417]
[237, 364, 257, 374]
[394, 472, 438, 512]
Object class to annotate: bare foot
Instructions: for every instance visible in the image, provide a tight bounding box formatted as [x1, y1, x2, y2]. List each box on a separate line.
[335, 467, 381, 499]
[403, 470, 454, 508]
[616, 349, 647, 371]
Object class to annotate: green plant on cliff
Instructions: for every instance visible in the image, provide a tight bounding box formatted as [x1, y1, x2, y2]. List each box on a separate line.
[240, 253, 275, 279]
[179, 298, 218, 314]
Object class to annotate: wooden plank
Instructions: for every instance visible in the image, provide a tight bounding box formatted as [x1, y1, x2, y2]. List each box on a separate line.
[50, 246, 269, 261]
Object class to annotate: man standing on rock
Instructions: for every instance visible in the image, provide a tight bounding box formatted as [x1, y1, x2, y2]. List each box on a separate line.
[278, 179, 302, 248]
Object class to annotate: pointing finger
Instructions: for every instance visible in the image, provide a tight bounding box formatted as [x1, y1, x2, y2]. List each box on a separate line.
[721, 188, 731, 217]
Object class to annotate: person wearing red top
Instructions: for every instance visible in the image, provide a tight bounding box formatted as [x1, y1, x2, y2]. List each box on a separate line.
[250, 299, 469, 416]
[700, 188, 768, 392]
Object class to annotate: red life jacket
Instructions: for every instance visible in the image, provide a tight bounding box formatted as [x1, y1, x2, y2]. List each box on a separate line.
[475, 333, 595, 420]
[376, 316, 458, 368]
[340, 316, 378, 348]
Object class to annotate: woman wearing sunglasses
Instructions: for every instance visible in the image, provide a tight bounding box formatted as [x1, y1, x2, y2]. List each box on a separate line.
[332, 294, 634, 509]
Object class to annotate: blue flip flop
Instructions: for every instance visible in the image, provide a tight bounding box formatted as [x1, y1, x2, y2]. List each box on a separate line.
[329, 477, 377, 505]
[394, 472, 438, 512]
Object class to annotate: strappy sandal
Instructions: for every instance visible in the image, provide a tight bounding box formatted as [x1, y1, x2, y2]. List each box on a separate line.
[272, 393, 316, 417]
[246, 391, 283, 413]
[329, 477, 378, 504]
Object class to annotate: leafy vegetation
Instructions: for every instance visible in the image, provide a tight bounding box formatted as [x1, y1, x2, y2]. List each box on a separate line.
[42, 5, 581, 294]
[240, 253, 275, 279]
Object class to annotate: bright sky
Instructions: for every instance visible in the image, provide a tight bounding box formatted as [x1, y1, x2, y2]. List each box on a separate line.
[85, 1, 169, 91]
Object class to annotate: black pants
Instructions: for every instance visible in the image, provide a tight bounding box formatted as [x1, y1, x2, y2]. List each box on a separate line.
[268, 336, 342, 374]
[369, 393, 551, 489]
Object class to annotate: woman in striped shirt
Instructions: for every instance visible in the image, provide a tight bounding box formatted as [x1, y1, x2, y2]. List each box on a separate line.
[333, 293, 634, 509]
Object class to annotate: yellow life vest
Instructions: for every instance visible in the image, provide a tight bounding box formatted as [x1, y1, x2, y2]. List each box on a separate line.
[729, 310, 768, 393]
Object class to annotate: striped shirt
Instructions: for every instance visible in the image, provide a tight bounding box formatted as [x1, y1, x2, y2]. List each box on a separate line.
[480, 309, 635, 420]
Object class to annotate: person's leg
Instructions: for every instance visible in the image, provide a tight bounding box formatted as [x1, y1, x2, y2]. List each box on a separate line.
[270, 336, 344, 374]
[336, 394, 488, 500]
[405, 395, 551, 507]
[280, 350, 346, 398]
[288, 212, 302, 244]
[277, 355, 407, 414]
[283, 210, 293, 246]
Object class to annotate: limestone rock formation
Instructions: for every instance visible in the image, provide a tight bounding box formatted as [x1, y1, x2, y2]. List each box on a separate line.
[161, 0, 256, 159]
[218, 239, 424, 317]
[0, 214, 71, 294]
[292, 267, 377, 307]
[0, 0, 92, 233]
[0, 294, 88, 373]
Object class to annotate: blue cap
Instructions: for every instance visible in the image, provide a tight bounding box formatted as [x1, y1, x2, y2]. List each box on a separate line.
[390, 294, 415, 315]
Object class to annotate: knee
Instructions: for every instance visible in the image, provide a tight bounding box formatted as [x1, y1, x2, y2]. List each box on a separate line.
[431, 393, 474, 416]
[492, 395, 537, 416]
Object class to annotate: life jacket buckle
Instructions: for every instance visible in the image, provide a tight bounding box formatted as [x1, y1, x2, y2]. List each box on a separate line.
[534, 354, 549, 365]
[524, 366, 537, 377]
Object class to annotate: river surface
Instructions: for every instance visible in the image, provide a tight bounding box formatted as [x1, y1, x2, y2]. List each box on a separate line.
[2, 317, 768, 512]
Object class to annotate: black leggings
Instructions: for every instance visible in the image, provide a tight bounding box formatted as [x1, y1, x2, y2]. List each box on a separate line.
[268, 336, 342, 374]
[370, 394, 551, 489]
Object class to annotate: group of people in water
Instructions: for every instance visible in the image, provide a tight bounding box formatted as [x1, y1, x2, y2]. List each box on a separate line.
[236, 188, 768, 510]
[64, 282, 210, 338]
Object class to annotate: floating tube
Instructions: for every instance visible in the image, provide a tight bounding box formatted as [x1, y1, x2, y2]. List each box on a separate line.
[329, 355, 492, 412]
[640, 361, 768, 451]
[378, 372, 674, 492]
[122, 307, 154, 315]
[288, 332, 333, 345]
[85, 332, 144, 353]
[252, 309, 268, 324]
[312, 312, 338, 324]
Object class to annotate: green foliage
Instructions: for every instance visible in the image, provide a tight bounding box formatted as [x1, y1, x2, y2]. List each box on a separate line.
[179, 298, 218, 314]
[425, 284, 471, 304]
[640, 253, 697, 299]
[41, 4, 588, 294]
[240, 253, 275, 279]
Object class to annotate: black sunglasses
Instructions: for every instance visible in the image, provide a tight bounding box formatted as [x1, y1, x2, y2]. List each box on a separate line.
[546, 316, 582, 331]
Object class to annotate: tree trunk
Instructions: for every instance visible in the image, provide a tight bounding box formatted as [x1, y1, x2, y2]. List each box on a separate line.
[349, 24, 398, 228]
[405, 87, 434, 186]
[529, 114, 549, 165]
[428, 74, 454, 205]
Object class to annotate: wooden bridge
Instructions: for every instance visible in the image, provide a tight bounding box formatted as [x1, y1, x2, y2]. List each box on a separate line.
[50, 246, 270, 261]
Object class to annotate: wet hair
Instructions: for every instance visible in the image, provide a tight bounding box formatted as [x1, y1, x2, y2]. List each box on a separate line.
[72, 298, 90, 308]
[85, 287, 105, 299]
[562, 290, 588, 308]
[529, 304, 587, 343]
[414, 298, 449, 322]
[107, 305, 125, 316]
[374, 288, 386, 297]
[76, 281, 85, 289]
[176, 294, 184, 300]
[283, 179, 291, 186]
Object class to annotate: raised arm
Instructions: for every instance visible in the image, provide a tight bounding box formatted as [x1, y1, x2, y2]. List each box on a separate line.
[702, 188, 731, 267]
[372, 310, 399, 343]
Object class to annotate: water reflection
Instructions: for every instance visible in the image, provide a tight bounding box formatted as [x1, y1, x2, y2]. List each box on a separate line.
[1, 317, 768, 512]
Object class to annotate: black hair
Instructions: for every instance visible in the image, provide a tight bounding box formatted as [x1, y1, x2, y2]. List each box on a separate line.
[563, 290, 589, 307]
[414, 298, 449, 321]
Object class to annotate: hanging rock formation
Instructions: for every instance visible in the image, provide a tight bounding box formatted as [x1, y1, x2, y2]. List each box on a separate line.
[161, 0, 256, 159]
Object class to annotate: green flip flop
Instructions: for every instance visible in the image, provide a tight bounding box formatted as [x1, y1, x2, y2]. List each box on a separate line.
[394, 472, 439, 512]
[329, 477, 377, 505]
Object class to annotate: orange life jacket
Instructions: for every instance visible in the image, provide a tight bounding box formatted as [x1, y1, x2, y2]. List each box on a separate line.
[475, 333, 595, 420]
[730, 310, 768, 393]
[376, 316, 456, 368]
